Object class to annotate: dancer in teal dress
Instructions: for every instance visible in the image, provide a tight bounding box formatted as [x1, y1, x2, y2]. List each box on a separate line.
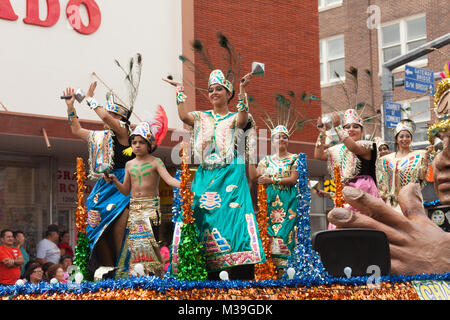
[249, 125, 299, 278]
[163, 69, 266, 280]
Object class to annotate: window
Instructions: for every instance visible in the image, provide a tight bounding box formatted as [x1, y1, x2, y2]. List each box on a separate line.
[319, 0, 342, 10]
[380, 15, 427, 65]
[309, 177, 328, 233]
[401, 98, 431, 146]
[320, 35, 345, 85]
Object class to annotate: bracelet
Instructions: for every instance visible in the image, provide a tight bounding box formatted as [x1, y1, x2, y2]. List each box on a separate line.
[316, 134, 326, 147]
[335, 125, 349, 141]
[237, 93, 249, 112]
[67, 109, 78, 124]
[86, 97, 100, 110]
[176, 86, 187, 105]
[271, 175, 281, 185]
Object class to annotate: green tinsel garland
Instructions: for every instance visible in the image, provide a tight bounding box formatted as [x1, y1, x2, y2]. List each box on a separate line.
[176, 223, 207, 281]
[73, 232, 92, 281]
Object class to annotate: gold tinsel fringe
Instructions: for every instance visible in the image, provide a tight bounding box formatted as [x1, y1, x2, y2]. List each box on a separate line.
[10, 282, 420, 300]
[333, 165, 345, 208]
[180, 143, 195, 224]
[75, 157, 88, 233]
[255, 184, 277, 280]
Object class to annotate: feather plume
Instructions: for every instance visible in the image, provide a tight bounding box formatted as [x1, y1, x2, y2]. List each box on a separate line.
[440, 61, 450, 79]
[122, 147, 133, 157]
[217, 32, 240, 85]
[114, 53, 143, 119]
[177, 33, 242, 93]
[178, 55, 210, 82]
[192, 39, 216, 70]
[149, 105, 168, 146]
[254, 90, 320, 136]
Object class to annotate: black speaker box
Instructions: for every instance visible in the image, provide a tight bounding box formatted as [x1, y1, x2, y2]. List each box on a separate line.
[312, 228, 391, 277]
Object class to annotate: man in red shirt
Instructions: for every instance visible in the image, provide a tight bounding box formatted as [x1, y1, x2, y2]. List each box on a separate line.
[0, 229, 24, 285]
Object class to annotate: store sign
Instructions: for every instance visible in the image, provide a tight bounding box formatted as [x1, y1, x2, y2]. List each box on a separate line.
[0, 0, 101, 34]
[57, 167, 94, 205]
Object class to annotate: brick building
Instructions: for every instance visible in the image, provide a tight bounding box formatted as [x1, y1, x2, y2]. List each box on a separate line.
[183, 0, 321, 156]
[319, 0, 450, 148]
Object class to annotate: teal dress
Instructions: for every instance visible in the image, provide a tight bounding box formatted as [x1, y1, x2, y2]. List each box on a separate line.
[85, 130, 134, 277]
[257, 153, 299, 269]
[172, 110, 265, 273]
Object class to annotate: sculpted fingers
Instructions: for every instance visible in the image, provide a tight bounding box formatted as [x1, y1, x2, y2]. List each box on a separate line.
[398, 183, 426, 218]
[328, 208, 392, 233]
[327, 208, 407, 246]
[342, 186, 407, 229]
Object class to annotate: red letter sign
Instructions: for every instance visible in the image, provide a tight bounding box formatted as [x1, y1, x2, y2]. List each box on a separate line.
[66, 0, 101, 35]
[23, 0, 60, 27]
[0, 0, 18, 21]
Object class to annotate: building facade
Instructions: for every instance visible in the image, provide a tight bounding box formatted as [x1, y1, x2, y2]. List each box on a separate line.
[0, 1, 324, 257]
[319, 0, 449, 206]
[320, 0, 450, 146]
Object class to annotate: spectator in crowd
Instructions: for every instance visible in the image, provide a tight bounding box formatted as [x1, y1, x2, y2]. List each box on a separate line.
[0, 229, 24, 285]
[23, 261, 44, 285]
[46, 263, 66, 283]
[36, 227, 61, 265]
[58, 231, 74, 258]
[42, 262, 54, 282]
[159, 244, 170, 273]
[13, 230, 30, 277]
[60, 254, 73, 280]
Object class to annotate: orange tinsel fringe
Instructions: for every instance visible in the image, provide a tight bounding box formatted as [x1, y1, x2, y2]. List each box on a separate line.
[11, 282, 420, 300]
[75, 157, 88, 233]
[180, 144, 195, 224]
[333, 165, 345, 208]
[254, 184, 277, 280]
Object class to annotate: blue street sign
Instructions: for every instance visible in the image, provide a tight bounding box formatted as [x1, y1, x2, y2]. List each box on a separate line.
[404, 65, 434, 95]
[384, 101, 402, 128]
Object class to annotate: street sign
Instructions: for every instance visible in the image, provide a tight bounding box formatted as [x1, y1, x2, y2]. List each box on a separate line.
[404, 65, 434, 95]
[384, 101, 402, 128]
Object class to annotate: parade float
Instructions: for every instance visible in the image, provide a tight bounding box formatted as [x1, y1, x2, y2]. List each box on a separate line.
[1, 152, 448, 302]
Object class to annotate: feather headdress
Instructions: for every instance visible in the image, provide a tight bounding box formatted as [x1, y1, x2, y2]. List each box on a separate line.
[439, 61, 450, 81]
[257, 91, 309, 138]
[177, 32, 241, 94]
[428, 61, 450, 146]
[123, 105, 168, 156]
[92, 53, 143, 122]
[434, 61, 450, 117]
[114, 53, 143, 121]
